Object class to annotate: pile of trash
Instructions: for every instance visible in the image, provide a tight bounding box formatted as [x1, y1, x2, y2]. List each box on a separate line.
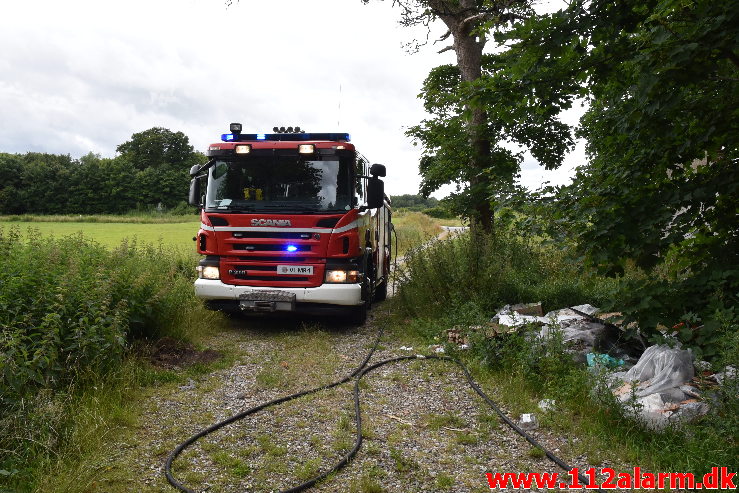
[444, 302, 735, 430]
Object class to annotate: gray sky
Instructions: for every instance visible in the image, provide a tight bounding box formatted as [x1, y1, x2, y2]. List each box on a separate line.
[0, 0, 581, 197]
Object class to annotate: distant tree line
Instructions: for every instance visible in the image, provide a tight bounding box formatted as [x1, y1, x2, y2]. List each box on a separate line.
[0, 128, 204, 215]
[390, 194, 454, 219]
[389, 194, 440, 209]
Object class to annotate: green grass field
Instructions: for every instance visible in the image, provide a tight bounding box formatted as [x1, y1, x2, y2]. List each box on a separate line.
[0, 220, 201, 251]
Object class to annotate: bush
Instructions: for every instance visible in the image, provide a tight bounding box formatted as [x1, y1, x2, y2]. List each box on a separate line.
[395, 230, 615, 319]
[424, 205, 455, 219]
[0, 226, 216, 489]
[0, 226, 205, 408]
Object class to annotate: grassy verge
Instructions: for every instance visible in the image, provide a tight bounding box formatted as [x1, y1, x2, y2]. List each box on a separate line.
[395, 229, 616, 320]
[0, 213, 198, 224]
[0, 226, 224, 492]
[390, 230, 738, 478]
[391, 211, 444, 257]
[0, 220, 200, 250]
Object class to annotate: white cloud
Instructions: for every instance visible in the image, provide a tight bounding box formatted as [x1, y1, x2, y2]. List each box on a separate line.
[0, 0, 579, 197]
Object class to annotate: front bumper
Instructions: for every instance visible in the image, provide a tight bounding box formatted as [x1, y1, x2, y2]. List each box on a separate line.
[194, 279, 363, 306]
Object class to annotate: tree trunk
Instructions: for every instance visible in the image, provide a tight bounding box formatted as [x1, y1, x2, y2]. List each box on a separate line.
[434, 0, 494, 232]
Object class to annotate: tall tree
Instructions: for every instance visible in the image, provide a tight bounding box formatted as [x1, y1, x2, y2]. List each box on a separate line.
[364, 0, 531, 230]
[494, 0, 738, 357]
[116, 127, 199, 171]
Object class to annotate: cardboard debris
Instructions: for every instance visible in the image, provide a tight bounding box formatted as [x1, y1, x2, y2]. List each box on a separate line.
[510, 302, 544, 317]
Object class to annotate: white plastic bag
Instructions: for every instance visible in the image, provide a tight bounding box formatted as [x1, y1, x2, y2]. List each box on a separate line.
[612, 344, 694, 398]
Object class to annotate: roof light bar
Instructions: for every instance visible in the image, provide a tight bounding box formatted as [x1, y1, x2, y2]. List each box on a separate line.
[221, 132, 350, 142]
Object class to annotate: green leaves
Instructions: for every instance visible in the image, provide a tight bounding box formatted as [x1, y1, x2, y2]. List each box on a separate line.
[0, 228, 203, 409]
[451, 0, 739, 358]
[0, 128, 204, 215]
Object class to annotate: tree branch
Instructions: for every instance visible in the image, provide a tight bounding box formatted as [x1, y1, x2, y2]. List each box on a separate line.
[436, 29, 452, 43]
[438, 45, 455, 54]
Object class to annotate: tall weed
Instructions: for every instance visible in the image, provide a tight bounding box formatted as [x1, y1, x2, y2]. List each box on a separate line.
[396, 230, 615, 319]
[0, 226, 215, 488]
[392, 211, 443, 257]
[0, 227, 203, 406]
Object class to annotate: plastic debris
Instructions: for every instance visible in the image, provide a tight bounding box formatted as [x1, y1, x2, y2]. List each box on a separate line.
[679, 384, 701, 398]
[713, 365, 737, 387]
[611, 344, 694, 398]
[519, 413, 539, 430]
[586, 352, 625, 369]
[538, 399, 556, 412]
[608, 344, 711, 429]
[399, 346, 414, 351]
[673, 401, 710, 421]
[429, 344, 445, 354]
[568, 304, 600, 316]
[625, 393, 667, 428]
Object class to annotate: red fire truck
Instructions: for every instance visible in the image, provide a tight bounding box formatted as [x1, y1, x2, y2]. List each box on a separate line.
[187, 124, 392, 323]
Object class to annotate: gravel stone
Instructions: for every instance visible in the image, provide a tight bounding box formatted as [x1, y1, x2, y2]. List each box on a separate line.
[106, 314, 627, 492]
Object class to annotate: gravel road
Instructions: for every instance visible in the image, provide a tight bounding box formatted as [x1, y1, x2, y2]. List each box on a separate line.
[100, 311, 620, 493]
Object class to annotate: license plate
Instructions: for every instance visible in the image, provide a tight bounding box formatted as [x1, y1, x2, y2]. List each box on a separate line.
[276, 265, 313, 275]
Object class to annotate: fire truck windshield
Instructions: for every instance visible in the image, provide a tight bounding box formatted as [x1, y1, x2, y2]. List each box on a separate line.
[205, 156, 354, 212]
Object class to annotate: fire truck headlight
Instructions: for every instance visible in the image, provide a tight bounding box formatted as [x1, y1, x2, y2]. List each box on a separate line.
[235, 144, 251, 154]
[325, 270, 347, 283]
[198, 265, 220, 280]
[298, 144, 315, 154]
[325, 270, 360, 283]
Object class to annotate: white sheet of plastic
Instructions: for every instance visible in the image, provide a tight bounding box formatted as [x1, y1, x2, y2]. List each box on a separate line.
[611, 344, 694, 398]
[495, 304, 601, 328]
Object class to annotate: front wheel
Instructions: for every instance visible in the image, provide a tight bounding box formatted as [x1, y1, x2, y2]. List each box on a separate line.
[373, 280, 388, 302]
[347, 302, 368, 325]
[347, 265, 373, 325]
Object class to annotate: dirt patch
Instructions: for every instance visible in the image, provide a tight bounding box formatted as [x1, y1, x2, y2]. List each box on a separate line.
[148, 337, 223, 368]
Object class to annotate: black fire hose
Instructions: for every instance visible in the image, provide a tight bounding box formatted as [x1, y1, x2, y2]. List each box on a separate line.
[165, 326, 605, 493]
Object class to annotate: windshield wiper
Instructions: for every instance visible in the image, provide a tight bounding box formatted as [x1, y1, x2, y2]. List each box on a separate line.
[213, 204, 256, 212]
[258, 204, 321, 212]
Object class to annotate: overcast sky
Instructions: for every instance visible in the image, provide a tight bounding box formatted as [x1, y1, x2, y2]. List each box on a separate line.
[0, 0, 582, 197]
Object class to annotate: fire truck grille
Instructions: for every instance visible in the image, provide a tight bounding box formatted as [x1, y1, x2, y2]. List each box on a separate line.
[233, 244, 311, 252]
[232, 232, 314, 240]
[231, 274, 310, 282]
[237, 256, 308, 262]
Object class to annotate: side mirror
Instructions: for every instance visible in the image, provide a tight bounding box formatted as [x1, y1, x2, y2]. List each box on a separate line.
[367, 177, 384, 209]
[188, 178, 201, 206]
[370, 163, 386, 178]
[189, 164, 201, 177]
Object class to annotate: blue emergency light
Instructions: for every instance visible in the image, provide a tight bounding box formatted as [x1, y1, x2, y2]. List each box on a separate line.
[286, 245, 298, 252]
